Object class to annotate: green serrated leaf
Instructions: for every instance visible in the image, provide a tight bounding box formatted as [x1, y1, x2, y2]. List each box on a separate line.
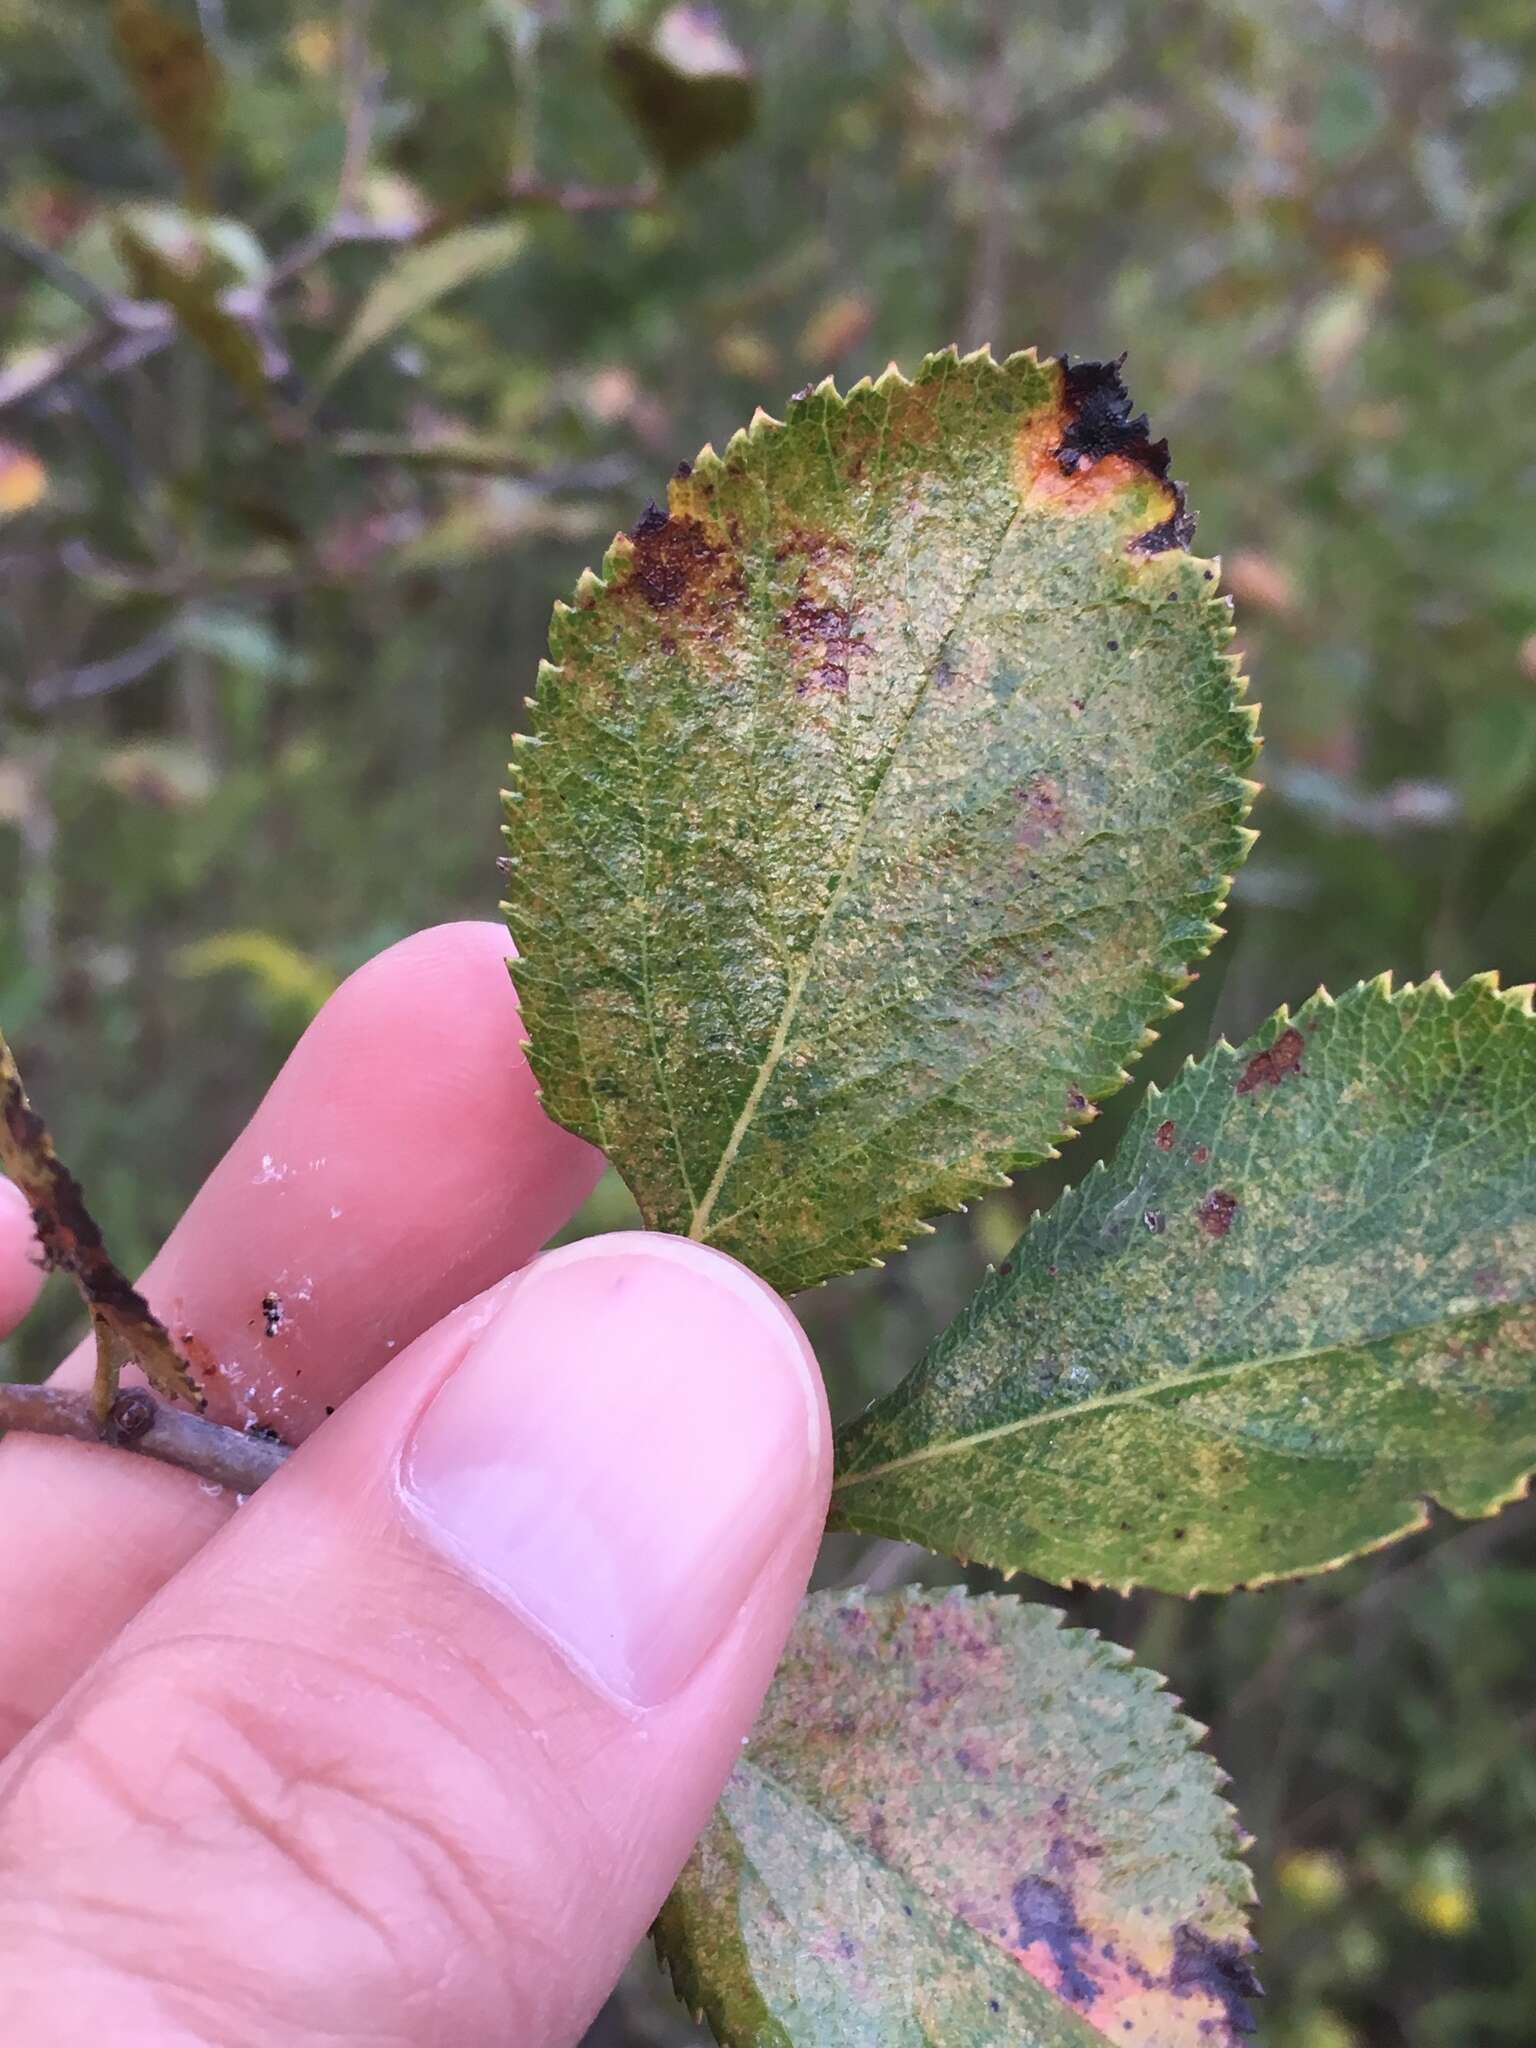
[656, 1589, 1257, 2048]
[317, 220, 528, 393]
[112, 0, 225, 208]
[832, 976, 1536, 1593]
[504, 349, 1256, 1294]
[607, 3, 756, 176]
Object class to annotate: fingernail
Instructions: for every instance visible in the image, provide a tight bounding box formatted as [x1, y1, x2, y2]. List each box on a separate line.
[400, 1232, 824, 1708]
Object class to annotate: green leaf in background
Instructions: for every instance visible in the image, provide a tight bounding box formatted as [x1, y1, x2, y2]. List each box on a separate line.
[112, 0, 224, 208]
[606, 3, 756, 176]
[174, 930, 337, 1029]
[656, 1589, 1257, 2047]
[317, 220, 528, 393]
[112, 205, 270, 401]
[504, 349, 1256, 1294]
[832, 976, 1536, 1593]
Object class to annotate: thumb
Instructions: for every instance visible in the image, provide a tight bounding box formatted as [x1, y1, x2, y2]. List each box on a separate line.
[0, 1234, 830, 2048]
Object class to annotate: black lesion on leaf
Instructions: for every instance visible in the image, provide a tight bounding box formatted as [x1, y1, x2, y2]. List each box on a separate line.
[1012, 1876, 1098, 2008]
[1128, 500, 1198, 555]
[1169, 1925, 1262, 2037]
[1055, 354, 1196, 553]
[1055, 356, 1165, 474]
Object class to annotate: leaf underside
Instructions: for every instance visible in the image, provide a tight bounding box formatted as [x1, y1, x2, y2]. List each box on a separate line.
[504, 348, 1256, 1294]
[656, 1589, 1257, 2048]
[832, 976, 1536, 1594]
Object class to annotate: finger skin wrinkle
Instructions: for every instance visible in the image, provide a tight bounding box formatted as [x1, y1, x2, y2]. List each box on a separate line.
[0, 1634, 608, 2045]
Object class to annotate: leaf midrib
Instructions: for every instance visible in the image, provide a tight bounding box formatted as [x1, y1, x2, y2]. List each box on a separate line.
[832, 1297, 1521, 1493]
[727, 1758, 1105, 2046]
[686, 436, 1027, 1243]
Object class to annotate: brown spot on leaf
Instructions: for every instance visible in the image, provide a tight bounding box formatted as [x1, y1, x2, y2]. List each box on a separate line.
[622, 505, 743, 615]
[1235, 1026, 1304, 1096]
[1191, 1143, 1210, 1165]
[781, 579, 865, 696]
[1016, 774, 1067, 850]
[1155, 1118, 1177, 1150]
[1197, 1189, 1239, 1238]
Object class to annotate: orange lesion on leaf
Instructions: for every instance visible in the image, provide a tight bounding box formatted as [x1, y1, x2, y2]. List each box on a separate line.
[1011, 358, 1193, 552]
[1015, 404, 1163, 513]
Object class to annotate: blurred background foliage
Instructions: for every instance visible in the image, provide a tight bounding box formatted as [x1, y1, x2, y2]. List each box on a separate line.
[3, 2, 1535, 2042]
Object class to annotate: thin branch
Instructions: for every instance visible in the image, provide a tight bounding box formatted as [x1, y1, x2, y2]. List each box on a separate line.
[0, 220, 121, 323]
[1, 171, 658, 421]
[501, 174, 660, 214]
[0, 327, 118, 413]
[0, 1027, 203, 1421]
[0, 1031, 296, 1492]
[0, 1384, 290, 1494]
[28, 624, 181, 709]
[335, 0, 379, 219]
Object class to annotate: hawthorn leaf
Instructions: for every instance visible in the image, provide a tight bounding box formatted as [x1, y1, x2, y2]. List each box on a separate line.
[606, 4, 756, 176]
[317, 220, 528, 392]
[832, 976, 1536, 1593]
[113, 211, 268, 401]
[112, 0, 225, 208]
[655, 1589, 1258, 2048]
[503, 348, 1256, 1294]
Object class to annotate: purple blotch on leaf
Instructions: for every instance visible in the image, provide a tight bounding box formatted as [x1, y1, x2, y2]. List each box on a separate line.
[1012, 1876, 1097, 2008]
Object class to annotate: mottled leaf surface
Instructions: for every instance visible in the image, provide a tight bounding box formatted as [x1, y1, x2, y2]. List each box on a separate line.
[656, 1589, 1257, 2047]
[832, 978, 1536, 1592]
[504, 350, 1255, 1294]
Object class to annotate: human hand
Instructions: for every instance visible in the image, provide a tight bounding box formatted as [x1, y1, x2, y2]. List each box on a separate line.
[0, 923, 831, 2045]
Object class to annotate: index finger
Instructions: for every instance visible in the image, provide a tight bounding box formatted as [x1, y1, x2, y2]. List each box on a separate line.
[0, 921, 602, 1750]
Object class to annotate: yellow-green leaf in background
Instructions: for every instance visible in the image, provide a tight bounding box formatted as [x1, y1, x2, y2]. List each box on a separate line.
[832, 976, 1536, 1593]
[656, 1589, 1258, 2048]
[504, 349, 1257, 1294]
[317, 220, 528, 393]
[113, 207, 268, 400]
[112, 0, 224, 208]
[175, 930, 337, 1028]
